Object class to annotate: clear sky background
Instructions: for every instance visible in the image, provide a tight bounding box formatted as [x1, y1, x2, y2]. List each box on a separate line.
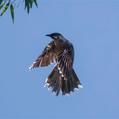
[0, 0, 119, 119]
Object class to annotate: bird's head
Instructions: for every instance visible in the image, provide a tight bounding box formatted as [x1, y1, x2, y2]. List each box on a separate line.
[46, 33, 63, 40]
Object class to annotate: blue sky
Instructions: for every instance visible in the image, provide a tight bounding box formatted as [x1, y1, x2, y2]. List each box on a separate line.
[0, 0, 119, 119]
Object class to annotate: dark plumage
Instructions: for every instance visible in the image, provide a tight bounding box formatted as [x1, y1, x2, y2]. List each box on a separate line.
[29, 33, 83, 95]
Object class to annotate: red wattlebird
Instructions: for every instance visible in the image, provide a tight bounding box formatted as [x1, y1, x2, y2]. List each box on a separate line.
[29, 33, 83, 96]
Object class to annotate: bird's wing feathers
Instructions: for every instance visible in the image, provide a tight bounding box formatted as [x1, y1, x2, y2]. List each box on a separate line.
[57, 47, 73, 77]
[29, 41, 56, 69]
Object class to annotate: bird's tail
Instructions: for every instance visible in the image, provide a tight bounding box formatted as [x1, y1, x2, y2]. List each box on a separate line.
[45, 65, 83, 96]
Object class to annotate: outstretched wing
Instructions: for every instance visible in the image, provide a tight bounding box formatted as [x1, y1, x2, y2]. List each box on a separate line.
[57, 44, 74, 77]
[29, 41, 56, 70]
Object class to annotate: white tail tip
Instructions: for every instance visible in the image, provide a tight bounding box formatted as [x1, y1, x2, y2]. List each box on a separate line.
[29, 65, 33, 70]
[78, 85, 83, 88]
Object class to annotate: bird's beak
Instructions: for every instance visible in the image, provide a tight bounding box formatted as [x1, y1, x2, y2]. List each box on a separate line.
[46, 34, 51, 37]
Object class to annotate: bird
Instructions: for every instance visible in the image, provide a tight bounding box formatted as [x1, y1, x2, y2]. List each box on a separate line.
[29, 33, 83, 96]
